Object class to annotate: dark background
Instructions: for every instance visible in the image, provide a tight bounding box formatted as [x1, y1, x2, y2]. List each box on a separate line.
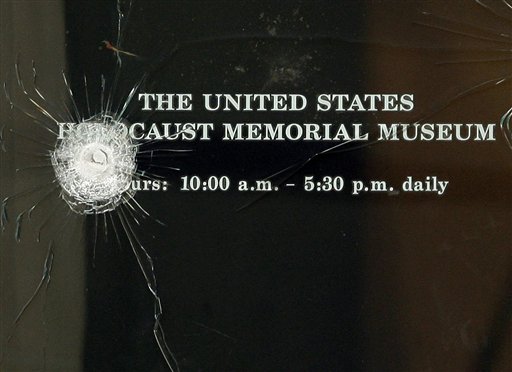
[1, 1, 511, 371]
[71, 1, 367, 371]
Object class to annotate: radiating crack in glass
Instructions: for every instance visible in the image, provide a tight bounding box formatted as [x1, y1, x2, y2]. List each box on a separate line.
[2, 68, 183, 371]
[1, 62, 183, 371]
[118, 3, 511, 366]
[0, 1, 184, 369]
[1, 0, 511, 370]
[5, 241, 54, 344]
[225, 0, 512, 210]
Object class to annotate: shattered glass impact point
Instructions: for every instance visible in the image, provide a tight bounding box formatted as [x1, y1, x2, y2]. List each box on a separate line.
[51, 114, 136, 214]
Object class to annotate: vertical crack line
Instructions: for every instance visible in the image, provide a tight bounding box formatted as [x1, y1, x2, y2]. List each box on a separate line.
[61, 71, 82, 122]
[31, 60, 71, 124]
[108, 211, 123, 249]
[117, 206, 180, 371]
[114, 75, 145, 122]
[500, 107, 512, 150]
[100, 75, 106, 116]
[14, 59, 61, 126]
[93, 213, 98, 266]
[114, 0, 135, 67]
[83, 75, 92, 118]
[103, 213, 108, 241]
[0, 242, 54, 356]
